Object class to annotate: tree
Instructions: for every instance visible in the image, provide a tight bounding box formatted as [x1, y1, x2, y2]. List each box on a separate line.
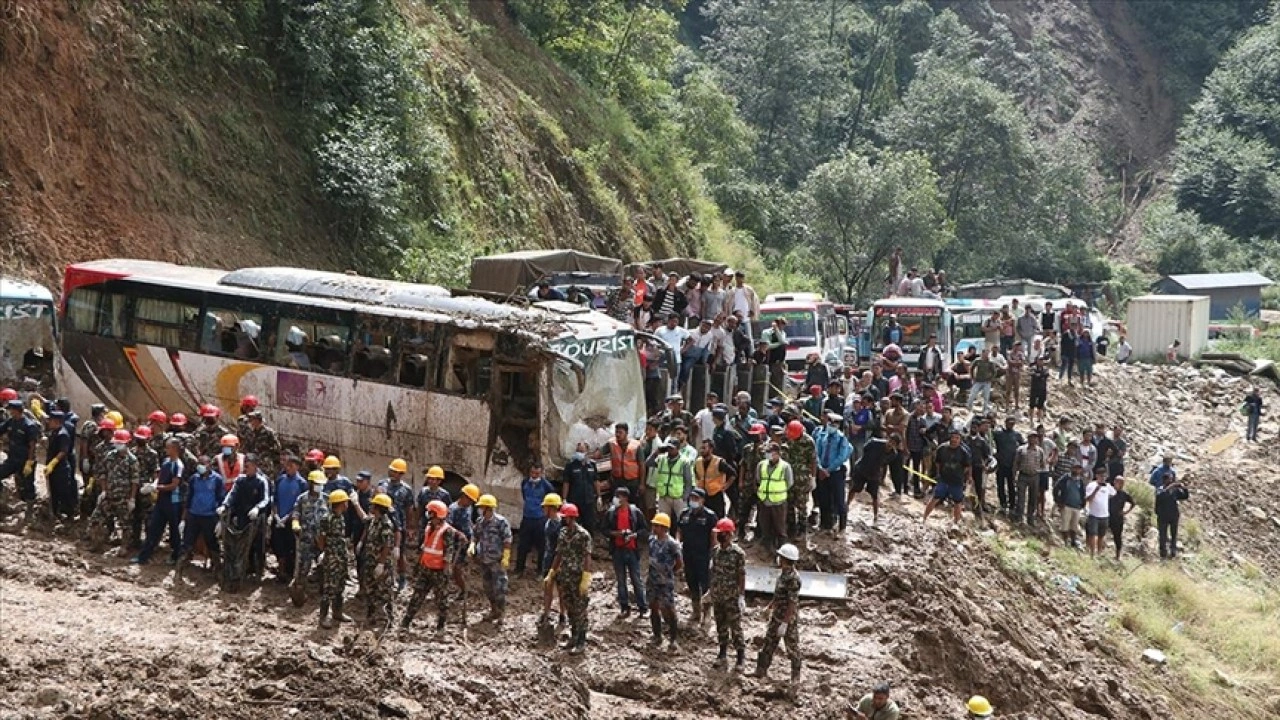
[795, 150, 951, 302]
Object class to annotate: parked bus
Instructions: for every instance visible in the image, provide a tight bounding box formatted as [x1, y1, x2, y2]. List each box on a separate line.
[869, 298, 952, 366]
[56, 260, 646, 509]
[754, 293, 847, 384]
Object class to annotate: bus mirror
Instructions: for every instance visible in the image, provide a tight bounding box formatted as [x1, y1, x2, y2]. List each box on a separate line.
[837, 317, 849, 335]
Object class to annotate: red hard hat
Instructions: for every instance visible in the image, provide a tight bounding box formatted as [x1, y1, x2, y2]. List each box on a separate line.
[0, 388, 17, 402]
[220, 434, 240, 448]
[808, 384, 822, 396]
[714, 518, 736, 534]
[785, 420, 805, 441]
[148, 410, 168, 424]
[240, 395, 259, 409]
[560, 503, 580, 518]
[133, 426, 153, 440]
[748, 422, 767, 436]
[112, 429, 132, 443]
[98, 418, 117, 431]
[169, 413, 188, 426]
[199, 403, 221, 418]
[306, 448, 325, 463]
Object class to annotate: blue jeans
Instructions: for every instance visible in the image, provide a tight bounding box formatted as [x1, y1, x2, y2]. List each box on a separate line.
[1247, 413, 1260, 441]
[968, 381, 991, 413]
[612, 549, 646, 611]
[137, 501, 181, 562]
[677, 346, 710, 389]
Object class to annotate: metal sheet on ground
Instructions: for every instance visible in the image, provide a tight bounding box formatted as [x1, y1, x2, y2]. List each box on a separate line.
[744, 565, 848, 599]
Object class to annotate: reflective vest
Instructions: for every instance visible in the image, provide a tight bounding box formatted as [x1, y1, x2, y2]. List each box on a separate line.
[757, 460, 789, 504]
[653, 456, 687, 499]
[695, 455, 728, 497]
[420, 523, 447, 570]
[217, 453, 244, 492]
[610, 439, 642, 481]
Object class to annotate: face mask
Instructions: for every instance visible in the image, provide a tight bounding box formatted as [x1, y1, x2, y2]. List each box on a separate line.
[572, 452, 585, 462]
[689, 499, 702, 510]
[222, 447, 233, 457]
[112, 442, 126, 451]
[196, 464, 208, 475]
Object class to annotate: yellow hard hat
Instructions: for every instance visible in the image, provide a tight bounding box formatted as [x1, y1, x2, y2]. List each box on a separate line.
[105, 410, 125, 427]
[328, 489, 350, 504]
[966, 696, 994, 717]
[651, 512, 671, 528]
[425, 465, 445, 480]
[542, 493, 563, 507]
[477, 494, 497, 508]
[388, 458, 408, 474]
[307, 470, 326, 484]
[371, 493, 393, 509]
[322, 455, 342, 470]
[461, 483, 481, 502]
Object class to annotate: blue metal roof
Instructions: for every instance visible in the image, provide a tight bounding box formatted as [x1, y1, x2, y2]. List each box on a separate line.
[1162, 273, 1273, 290]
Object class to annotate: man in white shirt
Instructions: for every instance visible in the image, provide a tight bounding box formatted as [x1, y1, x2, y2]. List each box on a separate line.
[1083, 474, 1117, 558]
[655, 314, 691, 393]
[692, 393, 719, 445]
[730, 271, 759, 338]
[679, 318, 718, 390]
[1115, 336, 1133, 364]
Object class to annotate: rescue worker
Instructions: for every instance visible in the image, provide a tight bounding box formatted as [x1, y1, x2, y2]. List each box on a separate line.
[561, 443, 599, 537]
[146, 410, 169, 455]
[193, 404, 227, 460]
[447, 483, 480, 595]
[86, 428, 140, 551]
[217, 454, 271, 583]
[287, 471, 328, 593]
[236, 395, 259, 437]
[402, 499, 466, 631]
[239, 411, 281, 480]
[694, 439, 735, 521]
[81, 417, 117, 519]
[472, 493, 513, 623]
[648, 441, 692, 520]
[416, 465, 451, 535]
[539, 493, 565, 629]
[303, 448, 325, 475]
[177, 456, 225, 575]
[737, 423, 768, 543]
[607, 486, 648, 618]
[133, 437, 185, 565]
[0, 398, 40, 506]
[706, 517, 746, 670]
[603, 422, 644, 505]
[751, 543, 802, 688]
[322, 455, 367, 538]
[317, 489, 352, 628]
[127, 426, 161, 549]
[677, 487, 718, 623]
[548, 502, 593, 654]
[76, 403, 105, 486]
[271, 456, 308, 582]
[710, 406, 743, 519]
[379, 458, 414, 590]
[814, 411, 852, 533]
[215, 434, 244, 493]
[647, 511, 684, 651]
[362, 492, 397, 628]
[783, 420, 816, 541]
[755, 443, 793, 555]
[516, 462, 555, 577]
[43, 410, 78, 520]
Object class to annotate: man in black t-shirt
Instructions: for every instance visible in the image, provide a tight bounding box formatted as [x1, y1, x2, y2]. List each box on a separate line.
[923, 430, 971, 525]
[1107, 476, 1136, 561]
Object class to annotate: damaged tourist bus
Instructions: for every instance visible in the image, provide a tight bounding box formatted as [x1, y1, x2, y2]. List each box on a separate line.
[56, 260, 645, 507]
[0, 276, 57, 387]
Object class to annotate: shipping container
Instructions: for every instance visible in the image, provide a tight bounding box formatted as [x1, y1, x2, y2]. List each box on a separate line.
[1124, 295, 1210, 360]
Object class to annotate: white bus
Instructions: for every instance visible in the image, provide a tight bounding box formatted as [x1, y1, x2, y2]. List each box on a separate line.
[753, 293, 847, 384]
[56, 260, 645, 509]
[869, 297, 952, 367]
[1, 276, 57, 387]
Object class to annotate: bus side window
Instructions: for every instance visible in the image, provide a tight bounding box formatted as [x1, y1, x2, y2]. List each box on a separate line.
[65, 289, 102, 334]
[440, 332, 493, 397]
[133, 298, 199, 349]
[352, 316, 395, 383]
[202, 308, 264, 361]
[397, 321, 435, 389]
[274, 318, 350, 375]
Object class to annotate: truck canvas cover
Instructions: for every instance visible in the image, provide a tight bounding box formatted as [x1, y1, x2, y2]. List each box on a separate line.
[468, 250, 623, 295]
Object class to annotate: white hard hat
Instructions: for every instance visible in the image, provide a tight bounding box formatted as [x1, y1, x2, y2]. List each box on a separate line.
[286, 326, 307, 345]
[777, 543, 800, 562]
[237, 319, 261, 339]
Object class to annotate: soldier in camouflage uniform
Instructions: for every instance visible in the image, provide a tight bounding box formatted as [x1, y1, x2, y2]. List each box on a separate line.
[87, 429, 140, 551]
[402, 499, 466, 631]
[80, 419, 115, 519]
[783, 422, 816, 541]
[192, 404, 228, 461]
[550, 502, 593, 654]
[128, 428, 161, 549]
[708, 518, 747, 669]
[361, 493, 397, 628]
[472, 494, 512, 623]
[751, 543, 802, 687]
[238, 412, 281, 480]
[75, 405, 104, 509]
[290, 471, 329, 594]
[738, 424, 767, 542]
[316, 489, 351, 628]
[646, 512, 684, 651]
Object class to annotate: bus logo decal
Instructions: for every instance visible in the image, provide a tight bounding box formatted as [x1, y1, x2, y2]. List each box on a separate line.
[277, 371, 309, 410]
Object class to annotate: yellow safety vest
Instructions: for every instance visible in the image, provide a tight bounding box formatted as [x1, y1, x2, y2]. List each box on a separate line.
[654, 456, 687, 499]
[757, 461, 789, 504]
[695, 455, 728, 496]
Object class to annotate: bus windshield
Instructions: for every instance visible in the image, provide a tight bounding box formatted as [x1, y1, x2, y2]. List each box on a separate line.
[549, 332, 645, 460]
[872, 306, 943, 348]
[754, 310, 817, 340]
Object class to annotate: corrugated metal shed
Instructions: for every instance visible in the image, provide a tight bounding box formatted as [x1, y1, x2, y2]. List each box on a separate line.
[1125, 295, 1211, 359]
[1160, 272, 1272, 290]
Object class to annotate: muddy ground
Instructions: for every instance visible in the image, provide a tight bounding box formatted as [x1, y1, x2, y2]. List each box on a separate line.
[2, 362, 1278, 719]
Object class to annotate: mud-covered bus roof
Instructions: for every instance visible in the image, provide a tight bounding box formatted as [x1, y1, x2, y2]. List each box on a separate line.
[64, 260, 630, 345]
[0, 276, 56, 302]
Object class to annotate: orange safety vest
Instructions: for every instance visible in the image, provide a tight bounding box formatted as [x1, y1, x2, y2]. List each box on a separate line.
[420, 523, 448, 570]
[695, 455, 729, 496]
[217, 454, 244, 492]
[610, 439, 642, 481]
